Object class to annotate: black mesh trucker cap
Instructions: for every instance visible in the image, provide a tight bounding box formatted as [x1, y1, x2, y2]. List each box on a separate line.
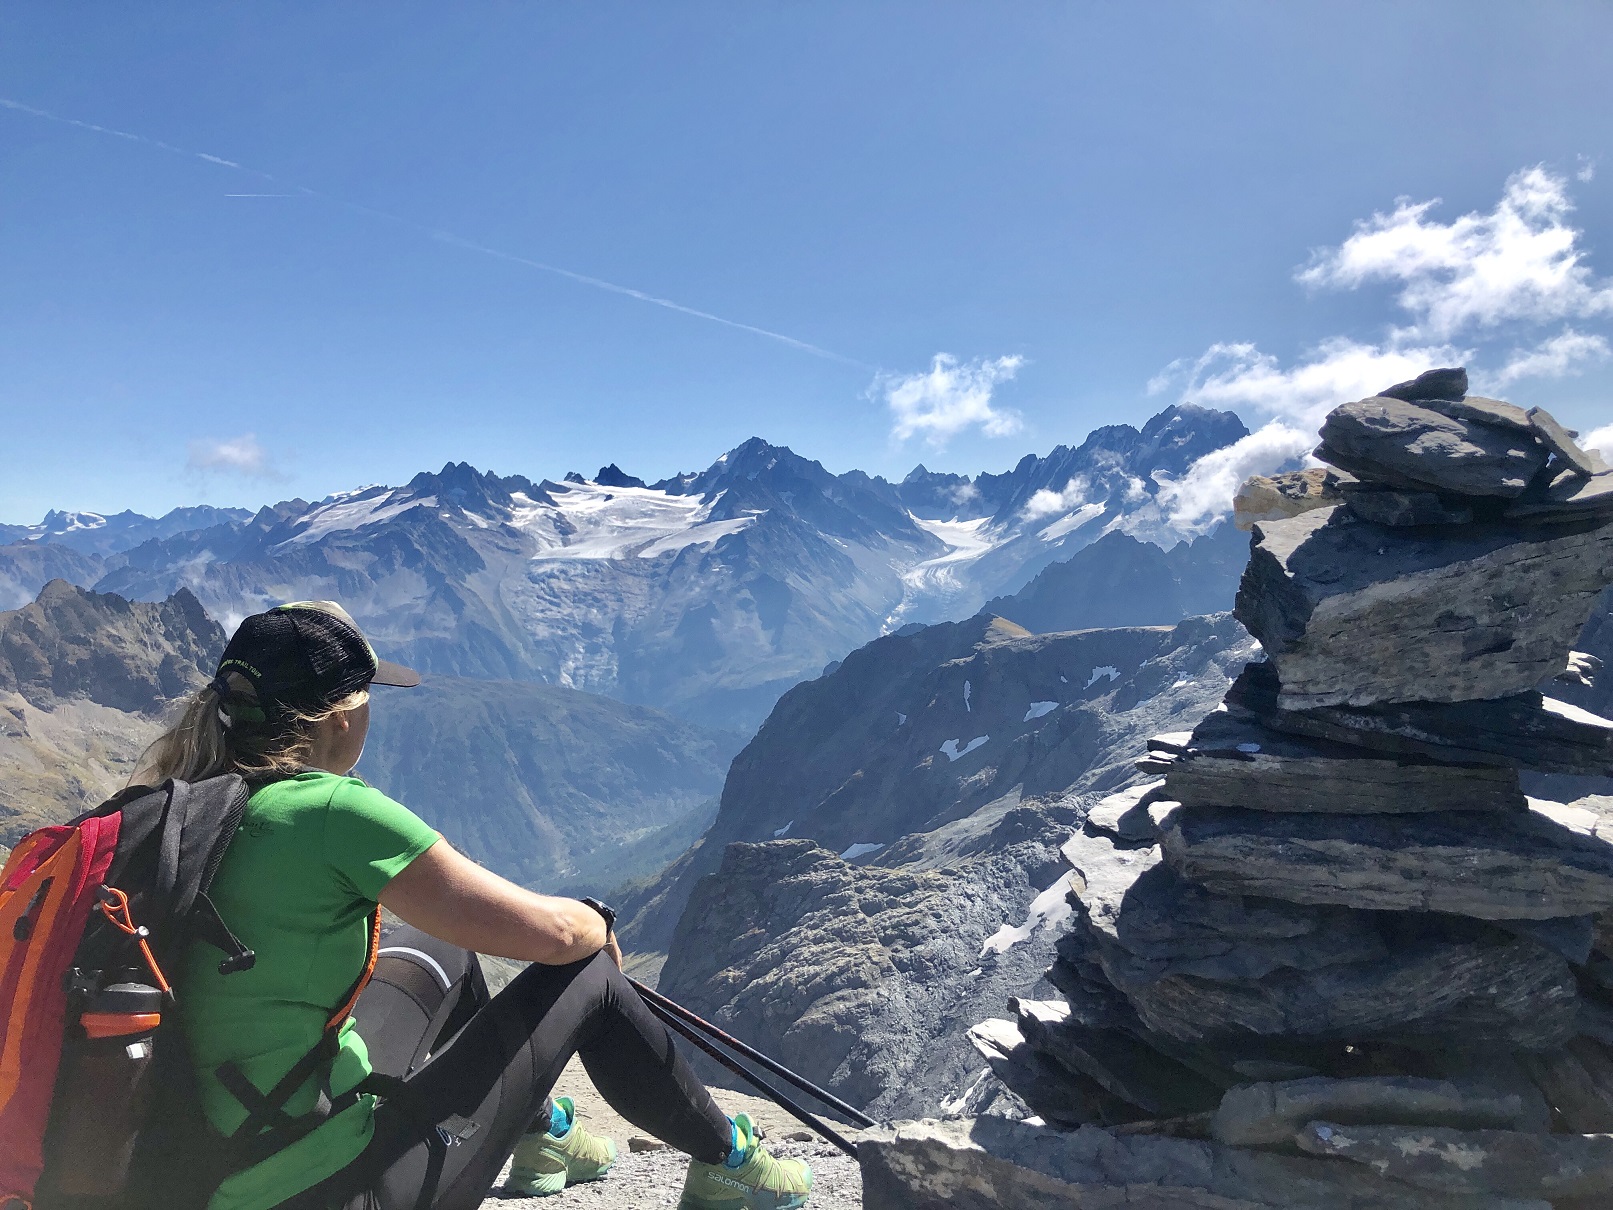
[215, 601, 419, 720]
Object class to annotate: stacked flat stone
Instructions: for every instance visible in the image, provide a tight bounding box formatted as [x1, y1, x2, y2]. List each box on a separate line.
[923, 369, 1613, 1207]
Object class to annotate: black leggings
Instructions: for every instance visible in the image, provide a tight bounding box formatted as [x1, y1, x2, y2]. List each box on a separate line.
[286, 925, 732, 1210]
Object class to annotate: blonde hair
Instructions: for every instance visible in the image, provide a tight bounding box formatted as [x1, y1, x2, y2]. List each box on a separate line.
[130, 669, 370, 787]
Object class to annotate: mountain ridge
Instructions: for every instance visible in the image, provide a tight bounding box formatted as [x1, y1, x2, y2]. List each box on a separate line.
[1, 405, 1251, 730]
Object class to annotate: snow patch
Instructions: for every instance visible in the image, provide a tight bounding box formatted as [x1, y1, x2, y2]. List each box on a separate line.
[276, 489, 434, 548]
[896, 712, 908, 726]
[511, 483, 762, 560]
[963, 680, 972, 712]
[940, 1069, 992, 1117]
[980, 870, 1077, 957]
[940, 736, 990, 762]
[772, 820, 794, 838]
[1085, 665, 1121, 688]
[840, 842, 884, 861]
[1023, 701, 1058, 721]
[1037, 501, 1106, 543]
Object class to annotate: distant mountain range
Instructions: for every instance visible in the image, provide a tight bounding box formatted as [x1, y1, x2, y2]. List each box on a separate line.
[0, 405, 1252, 730]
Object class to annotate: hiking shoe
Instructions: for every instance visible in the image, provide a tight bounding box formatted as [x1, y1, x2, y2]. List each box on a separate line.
[678, 1114, 812, 1210]
[503, 1097, 618, 1196]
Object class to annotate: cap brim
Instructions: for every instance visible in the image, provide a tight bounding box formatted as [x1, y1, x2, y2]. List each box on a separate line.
[371, 658, 422, 688]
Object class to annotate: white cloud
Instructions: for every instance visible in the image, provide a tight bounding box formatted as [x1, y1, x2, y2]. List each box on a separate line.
[1151, 165, 1613, 536]
[1578, 156, 1596, 184]
[1585, 423, 1613, 458]
[187, 434, 279, 479]
[1168, 337, 1463, 429]
[1022, 475, 1090, 521]
[1297, 166, 1613, 341]
[1156, 422, 1316, 535]
[882, 354, 1024, 446]
[1489, 329, 1611, 387]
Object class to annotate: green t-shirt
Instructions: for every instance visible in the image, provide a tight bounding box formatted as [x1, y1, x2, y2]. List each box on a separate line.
[181, 771, 441, 1210]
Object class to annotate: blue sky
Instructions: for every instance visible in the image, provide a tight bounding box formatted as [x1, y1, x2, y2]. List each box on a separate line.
[3, 3, 1612, 522]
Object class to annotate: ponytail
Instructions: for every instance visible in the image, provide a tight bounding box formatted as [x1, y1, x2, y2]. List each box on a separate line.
[130, 671, 370, 788]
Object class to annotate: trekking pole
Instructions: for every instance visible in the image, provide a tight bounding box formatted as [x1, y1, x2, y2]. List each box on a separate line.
[629, 978, 877, 1129]
[639, 996, 861, 1158]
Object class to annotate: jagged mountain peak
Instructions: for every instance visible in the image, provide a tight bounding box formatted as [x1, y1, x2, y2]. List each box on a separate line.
[0, 579, 222, 714]
[595, 464, 647, 489]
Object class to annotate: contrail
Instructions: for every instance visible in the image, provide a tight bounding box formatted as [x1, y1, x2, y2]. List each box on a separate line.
[0, 96, 870, 369]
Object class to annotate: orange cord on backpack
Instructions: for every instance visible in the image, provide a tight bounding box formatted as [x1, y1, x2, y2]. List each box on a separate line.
[325, 910, 382, 1032]
[97, 886, 173, 996]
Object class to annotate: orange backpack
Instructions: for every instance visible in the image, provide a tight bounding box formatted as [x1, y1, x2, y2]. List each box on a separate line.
[0, 778, 254, 1210]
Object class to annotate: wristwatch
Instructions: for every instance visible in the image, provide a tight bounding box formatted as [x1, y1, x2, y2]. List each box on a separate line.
[581, 897, 618, 938]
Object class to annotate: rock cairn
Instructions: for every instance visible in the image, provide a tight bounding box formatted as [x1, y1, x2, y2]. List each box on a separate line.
[860, 369, 1613, 1208]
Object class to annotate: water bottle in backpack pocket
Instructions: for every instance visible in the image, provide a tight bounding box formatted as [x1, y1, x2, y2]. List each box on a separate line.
[43, 982, 165, 1198]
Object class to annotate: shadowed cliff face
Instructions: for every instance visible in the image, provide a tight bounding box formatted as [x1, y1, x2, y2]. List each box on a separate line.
[622, 610, 1256, 954]
[635, 611, 1260, 1119]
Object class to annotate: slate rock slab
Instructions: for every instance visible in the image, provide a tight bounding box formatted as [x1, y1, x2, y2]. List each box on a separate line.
[1013, 998, 1226, 1118]
[1339, 482, 1474, 527]
[1529, 406, 1600, 477]
[857, 1116, 1553, 1210]
[1157, 709, 1526, 814]
[1518, 1040, 1613, 1133]
[1379, 366, 1469, 404]
[1317, 397, 1548, 498]
[1508, 468, 1613, 522]
[1235, 506, 1613, 708]
[1160, 802, 1613, 919]
[1084, 862, 1388, 983]
[1224, 659, 1613, 777]
[1297, 1120, 1613, 1200]
[1233, 468, 1344, 531]
[1061, 825, 1161, 944]
[1213, 1075, 1550, 1147]
[1427, 395, 1535, 435]
[967, 1017, 1129, 1128]
[1112, 917, 1579, 1051]
[1085, 779, 1173, 844]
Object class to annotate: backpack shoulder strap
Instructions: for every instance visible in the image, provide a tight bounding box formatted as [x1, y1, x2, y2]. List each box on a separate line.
[214, 910, 384, 1164]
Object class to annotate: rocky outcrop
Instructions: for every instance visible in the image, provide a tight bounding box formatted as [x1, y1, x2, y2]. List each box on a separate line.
[1235, 506, 1613, 708]
[0, 580, 224, 845]
[628, 609, 1255, 955]
[1232, 468, 1344, 530]
[648, 599, 1265, 1118]
[0, 579, 222, 713]
[857, 1117, 1548, 1209]
[889, 370, 1613, 1207]
[658, 812, 1080, 1119]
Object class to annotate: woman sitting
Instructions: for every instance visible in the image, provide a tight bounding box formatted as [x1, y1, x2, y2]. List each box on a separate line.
[136, 600, 812, 1210]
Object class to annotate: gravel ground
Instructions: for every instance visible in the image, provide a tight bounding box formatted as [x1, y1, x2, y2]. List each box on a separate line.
[478, 1056, 865, 1209]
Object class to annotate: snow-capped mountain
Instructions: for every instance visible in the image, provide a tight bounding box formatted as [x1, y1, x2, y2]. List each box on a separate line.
[4, 404, 1249, 730]
[0, 505, 252, 555]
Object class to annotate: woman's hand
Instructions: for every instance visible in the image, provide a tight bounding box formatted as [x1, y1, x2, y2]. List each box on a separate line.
[380, 838, 612, 966]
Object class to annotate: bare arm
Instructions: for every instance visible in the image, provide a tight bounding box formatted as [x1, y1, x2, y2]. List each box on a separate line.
[379, 838, 618, 966]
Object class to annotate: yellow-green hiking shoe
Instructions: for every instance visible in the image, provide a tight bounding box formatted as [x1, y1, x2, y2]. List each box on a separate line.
[504, 1097, 618, 1197]
[678, 1114, 812, 1210]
